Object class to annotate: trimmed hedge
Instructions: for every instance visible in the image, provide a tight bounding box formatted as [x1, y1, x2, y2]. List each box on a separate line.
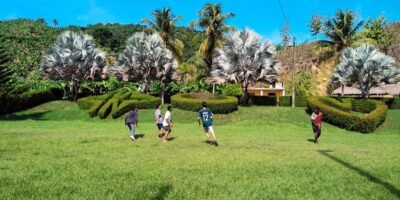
[278, 96, 309, 107]
[251, 96, 276, 106]
[78, 89, 160, 119]
[307, 96, 388, 133]
[0, 88, 62, 115]
[110, 97, 160, 118]
[351, 99, 376, 113]
[388, 98, 400, 109]
[171, 94, 238, 114]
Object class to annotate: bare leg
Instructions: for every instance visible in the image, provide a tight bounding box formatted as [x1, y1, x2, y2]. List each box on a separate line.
[162, 131, 170, 142]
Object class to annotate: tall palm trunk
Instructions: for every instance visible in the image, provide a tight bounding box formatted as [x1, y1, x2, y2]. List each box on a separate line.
[160, 81, 165, 105]
[341, 84, 344, 96]
[72, 79, 80, 101]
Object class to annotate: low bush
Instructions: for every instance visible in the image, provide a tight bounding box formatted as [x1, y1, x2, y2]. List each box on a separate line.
[171, 93, 238, 114]
[222, 84, 242, 97]
[78, 89, 159, 119]
[388, 98, 400, 109]
[278, 96, 309, 107]
[0, 88, 62, 115]
[278, 96, 291, 106]
[307, 96, 388, 133]
[251, 96, 276, 106]
[351, 99, 376, 113]
[110, 97, 159, 119]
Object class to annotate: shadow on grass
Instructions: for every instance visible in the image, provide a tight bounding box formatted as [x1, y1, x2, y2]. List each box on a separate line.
[166, 137, 176, 141]
[318, 150, 400, 198]
[135, 134, 145, 139]
[0, 111, 50, 121]
[306, 139, 315, 143]
[153, 184, 173, 200]
[202, 140, 218, 146]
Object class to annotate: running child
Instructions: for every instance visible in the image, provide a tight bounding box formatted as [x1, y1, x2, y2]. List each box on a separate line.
[155, 104, 164, 138]
[311, 107, 323, 144]
[162, 105, 173, 143]
[198, 102, 218, 146]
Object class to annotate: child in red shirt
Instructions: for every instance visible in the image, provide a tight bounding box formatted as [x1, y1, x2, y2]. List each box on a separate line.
[311, 107, 323, 144]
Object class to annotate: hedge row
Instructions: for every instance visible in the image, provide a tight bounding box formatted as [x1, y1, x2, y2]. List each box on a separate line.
[78, 89, 160, 119]
[0, 88, 62, 115]
[307, 96, 388, 133]
[278, 96, 309, 107]
[171, 94, 238, 114]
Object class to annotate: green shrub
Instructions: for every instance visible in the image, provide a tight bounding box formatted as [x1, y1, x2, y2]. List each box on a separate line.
[251, 96, 276, 106]
[0, 88, 62, 115]
[98, 98, 117, 119]
[307, 96, 388, 133]
[351, 99, 376, 113]
[171, 94, 238, 114]
[88, 100, 104, 117]
[389, 98, 400, 109]
[222, 84, 242, 97]
[278, 96, 291, 106]
[79, 89, 160, 119]
[77, 96, 98, 110]
[278, 96, 309, 107]
[320, 97, 352, 112]
[110, 97, 160, 119]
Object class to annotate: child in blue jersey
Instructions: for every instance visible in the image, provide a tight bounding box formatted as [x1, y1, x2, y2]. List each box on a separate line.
[198, 102, 218, 146]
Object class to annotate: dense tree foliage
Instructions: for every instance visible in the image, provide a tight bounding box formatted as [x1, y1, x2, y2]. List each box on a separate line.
[142, 8, 184, 63]
[331, 44, 400, 98]
[0, 35, 13, 89]
[211, 29, 280, 104]
[110, 32, 177, 104]
[41, 31, 107, 100]
[191, 3, 234, 74]
[317, 10, 364, 51]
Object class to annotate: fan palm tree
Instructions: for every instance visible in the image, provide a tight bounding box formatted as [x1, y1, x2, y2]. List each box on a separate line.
[211, 28, 280, 104]
[331, 43, 400, 98]
[142, 8, 184, 63]
[191, 3, 234, 74]
[320, 10, 364, 51]
[41, 31, 106, 101]
[110, 32, 177, 104]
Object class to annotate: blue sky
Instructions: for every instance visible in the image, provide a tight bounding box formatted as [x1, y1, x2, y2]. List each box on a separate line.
[1, 0, 399, 44]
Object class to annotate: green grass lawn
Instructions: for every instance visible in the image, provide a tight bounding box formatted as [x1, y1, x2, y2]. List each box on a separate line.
[0, 101, 399, 199]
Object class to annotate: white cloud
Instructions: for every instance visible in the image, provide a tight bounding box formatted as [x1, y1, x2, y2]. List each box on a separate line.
[77, 0, 115, 24]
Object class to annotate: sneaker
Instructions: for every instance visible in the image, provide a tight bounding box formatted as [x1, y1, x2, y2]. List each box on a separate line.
[130, 136, 136, 141]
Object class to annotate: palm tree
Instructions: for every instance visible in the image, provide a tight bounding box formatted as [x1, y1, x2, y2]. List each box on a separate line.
[41, 31, 106, 101]
[329, 64, 351, 96]
[331, 44, 400, 98]
[110, 32, 177, 104]
[320, 10, 364, 51]
[191, 3, 234, 74]
[142, 8, 184, 63]
[211, 28, 280, 104]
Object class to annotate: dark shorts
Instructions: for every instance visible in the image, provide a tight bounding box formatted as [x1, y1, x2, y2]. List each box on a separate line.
[163, 126, 171, 133]
[312, 121, 321, 134]
[156, 123, 163, 130]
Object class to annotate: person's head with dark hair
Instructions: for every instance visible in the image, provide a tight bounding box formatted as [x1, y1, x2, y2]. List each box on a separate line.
[167, 105, 172, 111]
[156, 104, 161, 109]
[202, 102, 207, 108]
[314, 107, 320, 113]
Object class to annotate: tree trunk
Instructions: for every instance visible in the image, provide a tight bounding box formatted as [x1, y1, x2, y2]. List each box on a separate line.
[341, 84, 344, 97]
[160, 82, 165, 105]
[240, 82, 250, 105]
[72, 80, 80, 102]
